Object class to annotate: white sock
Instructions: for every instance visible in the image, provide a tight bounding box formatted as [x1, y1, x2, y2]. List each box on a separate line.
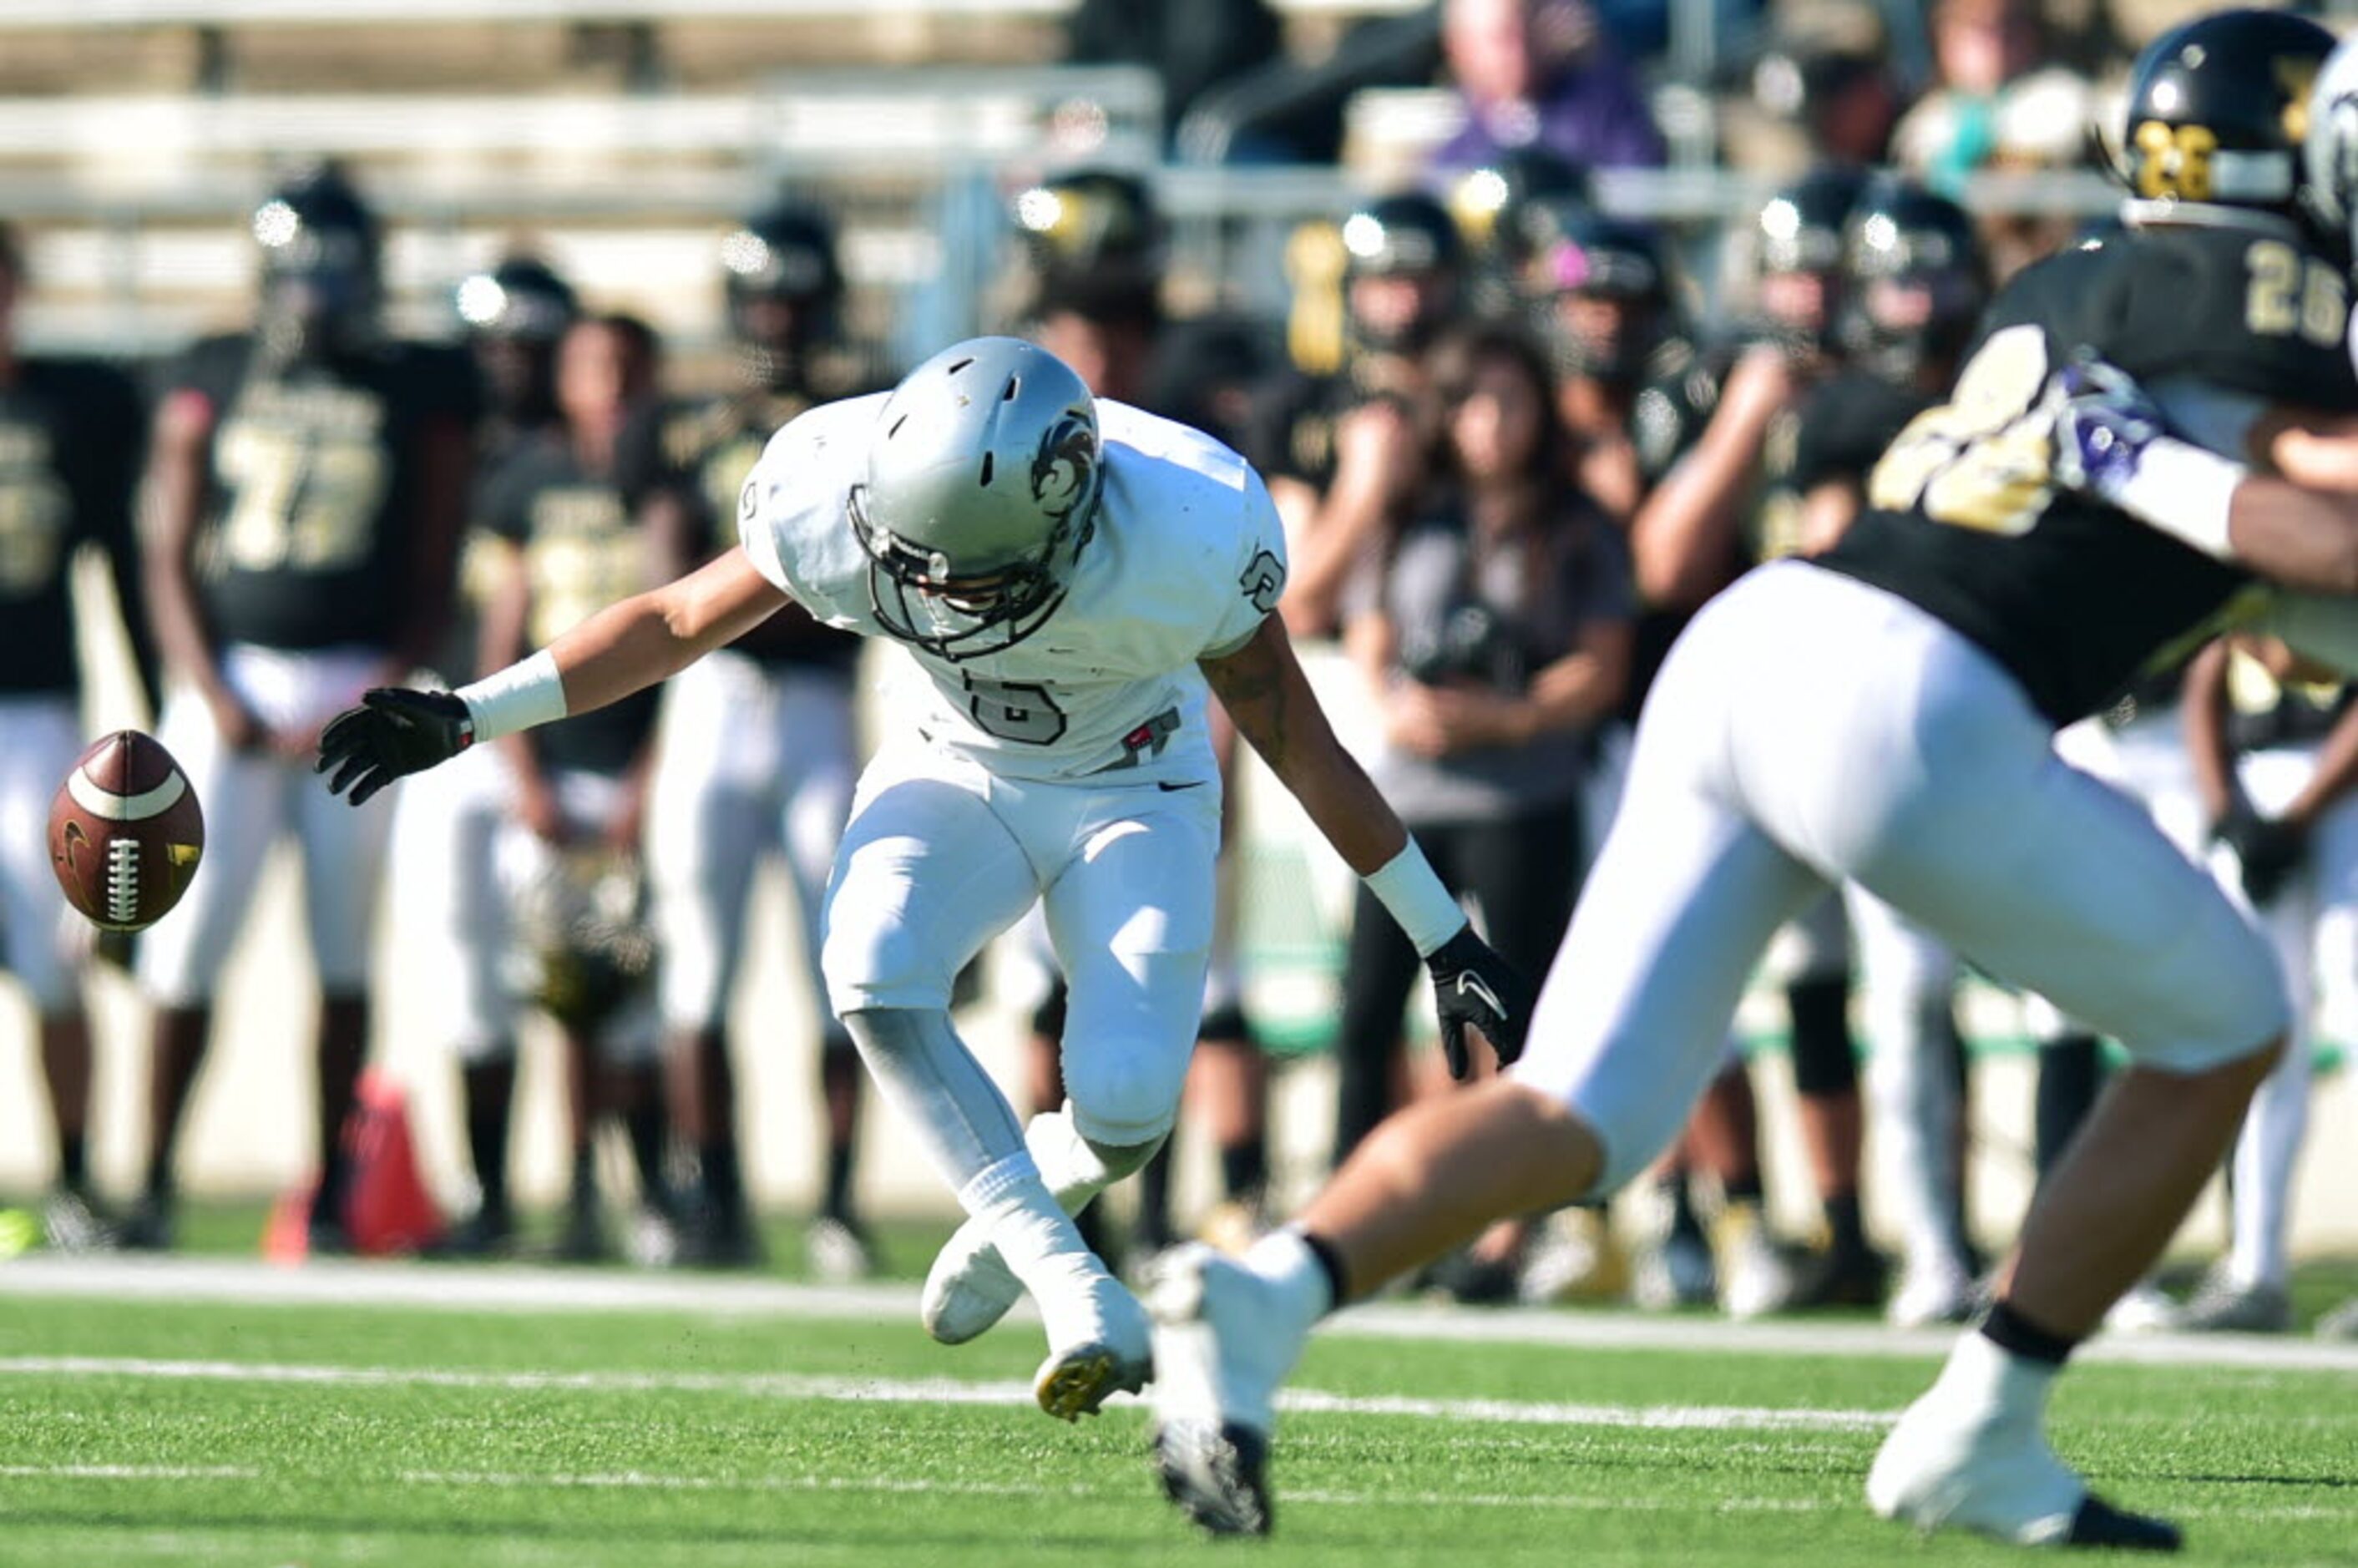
[959, 1154, 1101, 1302]
[1243, 1228, 1337, 1336]
[1930, 1332, 2058, 1429]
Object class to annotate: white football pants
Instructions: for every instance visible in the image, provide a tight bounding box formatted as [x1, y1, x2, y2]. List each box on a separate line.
[386, 741, 515, 1063]
[0, 695, 85, 1014]
[139, 645, 393, 1007]
[1513, 563, 2287, 1195]
[821, 740, 1221, 1147]
[647, 650, 856, 1038]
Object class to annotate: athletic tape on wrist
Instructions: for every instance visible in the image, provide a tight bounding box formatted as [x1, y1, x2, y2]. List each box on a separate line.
[2115, 437, 2244, 562]
[455, 649, 568, 743]
[1364, 842, 1465, 958]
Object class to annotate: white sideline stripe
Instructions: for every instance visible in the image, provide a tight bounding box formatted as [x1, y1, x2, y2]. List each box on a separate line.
[66, 766, 185, 822]
[0, 1356, 1893, 1431]
[0, 1464, 2343, 1525]
[4, 1257, 2358, 1375]
[0, 1464, 258, 1481]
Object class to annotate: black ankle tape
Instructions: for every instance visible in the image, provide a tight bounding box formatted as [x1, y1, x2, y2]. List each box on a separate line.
[1981, 1298, 2081, 1367]
[1298, 1229, 1351, 1313]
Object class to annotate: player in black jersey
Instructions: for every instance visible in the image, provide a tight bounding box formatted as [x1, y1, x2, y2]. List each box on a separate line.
[1250, 190, 1465, 637]
[620, 200, 873, 1271]
[2172, 638, 2358, 1333]
[0, 221, 158, 1252]
[1145, 8, 2350, 1548]
[129, 164, 478, 1254]
[404, 252, 584, 1259]
[478, 313, 675, 1263]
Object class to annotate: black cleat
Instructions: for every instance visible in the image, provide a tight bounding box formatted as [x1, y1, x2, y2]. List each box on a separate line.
[1153, 1419, 1272, 1537]
[2067, 1495, 2182, 1552]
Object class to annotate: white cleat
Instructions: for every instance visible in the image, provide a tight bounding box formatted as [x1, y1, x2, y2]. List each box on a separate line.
[1868, 1385, 2181, 1550]
[1033, 1271, 1153, 1423]
[920, 1212, 1024, 1346]
[1146, 1243, 1310, 1536]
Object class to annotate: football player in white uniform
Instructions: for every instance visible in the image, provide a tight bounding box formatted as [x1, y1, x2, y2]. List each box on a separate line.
[316, 336, 1528, 1421]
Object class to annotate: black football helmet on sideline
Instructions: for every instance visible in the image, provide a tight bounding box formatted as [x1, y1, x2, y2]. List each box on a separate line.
[721, 199, 844, 390]
[1341, 190, 1466, 355]
[1837, 179, 1986, 384]
[253, 162, 382, 362]
[1011, 166, 1162, 281]
[456, 254, 579, 433]
[2119, 8, 2335, 229]
[1746, 164, 1867, 356]
[1520, 206, 1674, 384]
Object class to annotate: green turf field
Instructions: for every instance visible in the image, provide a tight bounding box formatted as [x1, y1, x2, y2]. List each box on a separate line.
[0, 1258, 2354, 1567]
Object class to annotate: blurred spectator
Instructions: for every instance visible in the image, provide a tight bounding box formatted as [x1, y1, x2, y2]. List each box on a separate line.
[1428, 0, 1667, 180]
[1974, 67, 2100, 284]
[622, 200, 873, 1272]
[1329, 321, 1632, 1213]
[1890, 0, 2091, 200]
[478, 312, 671, 1264]
[0, 220, 155, 1252]
[1063, 0, 1286, 153]
[1728, 7, 1904, 175]
[129, 164, 478, 1254]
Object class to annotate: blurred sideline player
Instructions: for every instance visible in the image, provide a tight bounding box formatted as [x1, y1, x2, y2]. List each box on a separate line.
[480, 312, 673, 1262]
[319, 335, 1527, 1424]
[1626, 165, 1876, 1313]
[130, 164, 476, 1252]
[0, 220, 159, 1250]
[399, 252, 579, 1257]
[624, 200, 872, 1272]
[1777, 178, 1991, 1326]
[1253, 190, 1465, 639]
[2175, 639, 2358, 1332]
[1145, 10, 2358, 1545]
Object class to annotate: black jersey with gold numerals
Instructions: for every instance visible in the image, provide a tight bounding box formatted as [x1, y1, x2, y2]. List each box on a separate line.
[615, 387, 861, 675]
[181, 334, 479, 652]
[0, 358, 143, 696]
[1817, 220, 2358, 727]
[481, 430, 662, 776]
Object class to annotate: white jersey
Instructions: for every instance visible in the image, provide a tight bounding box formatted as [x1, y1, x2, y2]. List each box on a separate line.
[739, 394, 1286, 781]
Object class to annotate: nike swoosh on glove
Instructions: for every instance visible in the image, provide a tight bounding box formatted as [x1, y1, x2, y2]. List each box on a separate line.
[2049, 351, 2173, 503]
[1424, 926, 1534, 1080]
[316, 688, 474, 806]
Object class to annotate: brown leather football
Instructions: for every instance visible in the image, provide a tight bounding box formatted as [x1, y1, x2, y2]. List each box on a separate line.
[48, 731, 206, 932]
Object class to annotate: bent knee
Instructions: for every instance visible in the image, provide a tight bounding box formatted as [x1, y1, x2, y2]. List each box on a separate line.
[821, 920, 954, 1014]
[1062, 1043, 1187, 1148]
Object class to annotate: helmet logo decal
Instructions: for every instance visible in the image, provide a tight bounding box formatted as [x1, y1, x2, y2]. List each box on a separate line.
[2281, 58, 2322, 144]
[1032, 412, 1097, 520]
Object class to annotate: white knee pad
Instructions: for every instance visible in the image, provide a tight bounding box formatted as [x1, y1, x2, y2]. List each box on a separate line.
[1059, 1036, 1187, 1149]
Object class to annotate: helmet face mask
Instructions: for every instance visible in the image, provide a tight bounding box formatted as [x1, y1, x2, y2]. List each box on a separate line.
[1341, 192, 1465, 354]
[721, 202, 843, 385]
[1838, 181, 1986, 382]
[851, 338, 1103, 662]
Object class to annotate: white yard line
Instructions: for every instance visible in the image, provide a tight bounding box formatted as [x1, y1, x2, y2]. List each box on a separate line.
[0, 1462, 2345, 1525]
[0, 1355, 1894, 1431]
[5, 1254, 2357, 1374]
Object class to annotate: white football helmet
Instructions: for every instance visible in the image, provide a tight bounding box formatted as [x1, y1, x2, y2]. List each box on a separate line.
[849, 336, 1103, 661]
[2305, 33, 2358, 270]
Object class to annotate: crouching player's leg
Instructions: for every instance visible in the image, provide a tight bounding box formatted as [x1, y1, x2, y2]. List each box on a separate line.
[825, 761, 1153, 1421]
[922, 781, 1215, 1358]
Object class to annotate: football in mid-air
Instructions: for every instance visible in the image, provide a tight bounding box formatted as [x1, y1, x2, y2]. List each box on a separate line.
[48, 730, 205, 932]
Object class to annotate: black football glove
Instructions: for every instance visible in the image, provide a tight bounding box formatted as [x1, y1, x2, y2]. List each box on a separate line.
[1424, 925, 1533, 1080]
[2214, 800, 2306, 908]
[316, 688, 474, 806]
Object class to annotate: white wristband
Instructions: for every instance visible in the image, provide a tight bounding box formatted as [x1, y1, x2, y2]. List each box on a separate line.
[1364, 842, 1465, 958]
[2114, 436, 2246, 562]
[455, 649, 568, 743]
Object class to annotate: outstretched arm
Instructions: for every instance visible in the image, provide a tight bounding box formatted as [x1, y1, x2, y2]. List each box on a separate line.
[319, 547, 787, 803]
[1201, 614, 1532, 1075]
